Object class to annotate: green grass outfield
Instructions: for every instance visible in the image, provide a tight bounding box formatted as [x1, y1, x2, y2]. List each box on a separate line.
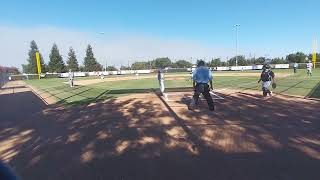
[25, 69, 320, 106]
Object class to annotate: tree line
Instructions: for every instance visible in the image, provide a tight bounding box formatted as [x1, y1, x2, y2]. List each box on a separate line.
[23, 40, 319, 73]
[130, 58, 193, 70]
[23, 40, 105, 73]
[131, 52, 318, 70]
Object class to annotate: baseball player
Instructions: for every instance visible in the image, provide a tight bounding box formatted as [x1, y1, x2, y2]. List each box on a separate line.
[306, 61, 313, 76]
[68, 69, 74, 87]
[258, 64, 275, 98]
[293, 62, 298, 73]
[100, 72, 105, 79]
[189, 60, 214, 111]
[157, 68, 166, 97]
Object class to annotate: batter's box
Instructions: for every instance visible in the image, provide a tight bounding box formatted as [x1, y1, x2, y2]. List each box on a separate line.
[162, 91, 224, 102]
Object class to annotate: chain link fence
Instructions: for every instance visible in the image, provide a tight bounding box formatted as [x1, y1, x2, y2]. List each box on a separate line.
[290, 62, 320, 69]
[0, 71, 9, 88]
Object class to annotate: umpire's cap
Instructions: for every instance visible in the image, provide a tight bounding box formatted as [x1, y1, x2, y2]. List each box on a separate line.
[197, 60, 205, 67]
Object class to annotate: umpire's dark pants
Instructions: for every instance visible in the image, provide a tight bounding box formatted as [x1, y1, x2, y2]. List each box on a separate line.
[193, 83, 214, 109]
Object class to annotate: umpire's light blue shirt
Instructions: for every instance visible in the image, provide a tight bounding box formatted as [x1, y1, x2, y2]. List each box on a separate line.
[192, 66, 212, 83]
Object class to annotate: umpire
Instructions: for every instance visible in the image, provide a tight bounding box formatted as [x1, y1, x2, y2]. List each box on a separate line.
[189, 60, 215, 111]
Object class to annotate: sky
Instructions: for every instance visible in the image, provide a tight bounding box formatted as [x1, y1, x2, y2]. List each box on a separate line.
[0, 0, 320, 69]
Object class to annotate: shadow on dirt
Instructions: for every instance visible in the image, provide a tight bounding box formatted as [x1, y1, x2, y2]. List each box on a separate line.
[1, 89, 320, 180]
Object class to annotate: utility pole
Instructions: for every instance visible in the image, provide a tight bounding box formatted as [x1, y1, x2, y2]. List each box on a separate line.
[234, 24, 240, 66]
[105, 59, 108, 71]
[128, 60, 130, 70]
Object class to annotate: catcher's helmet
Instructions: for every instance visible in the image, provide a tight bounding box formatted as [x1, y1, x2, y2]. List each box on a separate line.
[262, 64, 271, 70]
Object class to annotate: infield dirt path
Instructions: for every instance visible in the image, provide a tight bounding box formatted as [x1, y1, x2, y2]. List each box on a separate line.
[0, 81, 319, 180]
[73, 72, 291, 86]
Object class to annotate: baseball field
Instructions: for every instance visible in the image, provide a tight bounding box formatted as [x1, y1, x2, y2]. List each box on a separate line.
[0, 68, 319, 180]
[25, 69, 320, 105]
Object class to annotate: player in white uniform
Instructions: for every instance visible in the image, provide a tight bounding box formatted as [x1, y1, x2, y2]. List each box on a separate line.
[157, 68, 166, 98]
[293, 62, 298, 73]
[68, 69, 74, 87]
[306, 61, 313, 76]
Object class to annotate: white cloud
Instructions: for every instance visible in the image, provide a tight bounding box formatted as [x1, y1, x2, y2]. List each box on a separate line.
[0, 25, 232, 69]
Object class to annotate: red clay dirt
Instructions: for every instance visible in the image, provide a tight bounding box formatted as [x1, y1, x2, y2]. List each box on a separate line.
[0, 81, 320, 180]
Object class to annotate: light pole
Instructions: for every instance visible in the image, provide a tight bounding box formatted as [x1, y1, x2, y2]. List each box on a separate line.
[97, 32, 108, 72]
[234, 24, 240, 66]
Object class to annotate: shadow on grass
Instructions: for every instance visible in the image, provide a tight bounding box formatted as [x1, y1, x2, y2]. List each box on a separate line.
[44, 85, 86, 101]
[56, 88, 93, 104]
[306, 81, 320, 98]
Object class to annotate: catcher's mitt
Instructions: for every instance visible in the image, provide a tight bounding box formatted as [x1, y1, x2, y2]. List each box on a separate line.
[272, 82, 277, 89]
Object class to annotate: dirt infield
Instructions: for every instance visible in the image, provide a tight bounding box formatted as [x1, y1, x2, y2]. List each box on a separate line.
[73, 72, 291, 86]
[1, 81, 319, 180]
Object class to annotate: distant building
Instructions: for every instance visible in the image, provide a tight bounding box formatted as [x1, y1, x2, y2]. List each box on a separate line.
[0, 66, 20, 75]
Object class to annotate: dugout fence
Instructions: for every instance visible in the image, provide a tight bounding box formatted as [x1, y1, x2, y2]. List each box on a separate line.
[0, 71, 9, 88]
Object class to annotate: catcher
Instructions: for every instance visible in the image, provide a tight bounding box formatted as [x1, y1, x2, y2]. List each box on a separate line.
[258, 64, 275, 98]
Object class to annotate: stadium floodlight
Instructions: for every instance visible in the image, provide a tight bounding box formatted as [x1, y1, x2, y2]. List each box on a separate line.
[234, 24, 240, 66]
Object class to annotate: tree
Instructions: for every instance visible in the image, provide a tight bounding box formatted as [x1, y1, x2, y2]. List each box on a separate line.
[286, 52, 307, 63]
[48, 43, 65, 73]
[106, 66, 118, 71]
[66, 47, 79, 71]
[79, 66, 85, 72]
[307, 53, 320, 62]
[271, 57, 287, 64]
[120, 66, 130, 70]
[228, 56, 247, 66]
[23, 40, 46, 73]
[131, 62, 149, 70]
[250, 57, 266, 64]
[83, 44, 102, 71]
[173, 60, 192, 68]
[220, 62, 227, 66]
[154, 57, 172, 68]
[209, 58, 222, 67]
